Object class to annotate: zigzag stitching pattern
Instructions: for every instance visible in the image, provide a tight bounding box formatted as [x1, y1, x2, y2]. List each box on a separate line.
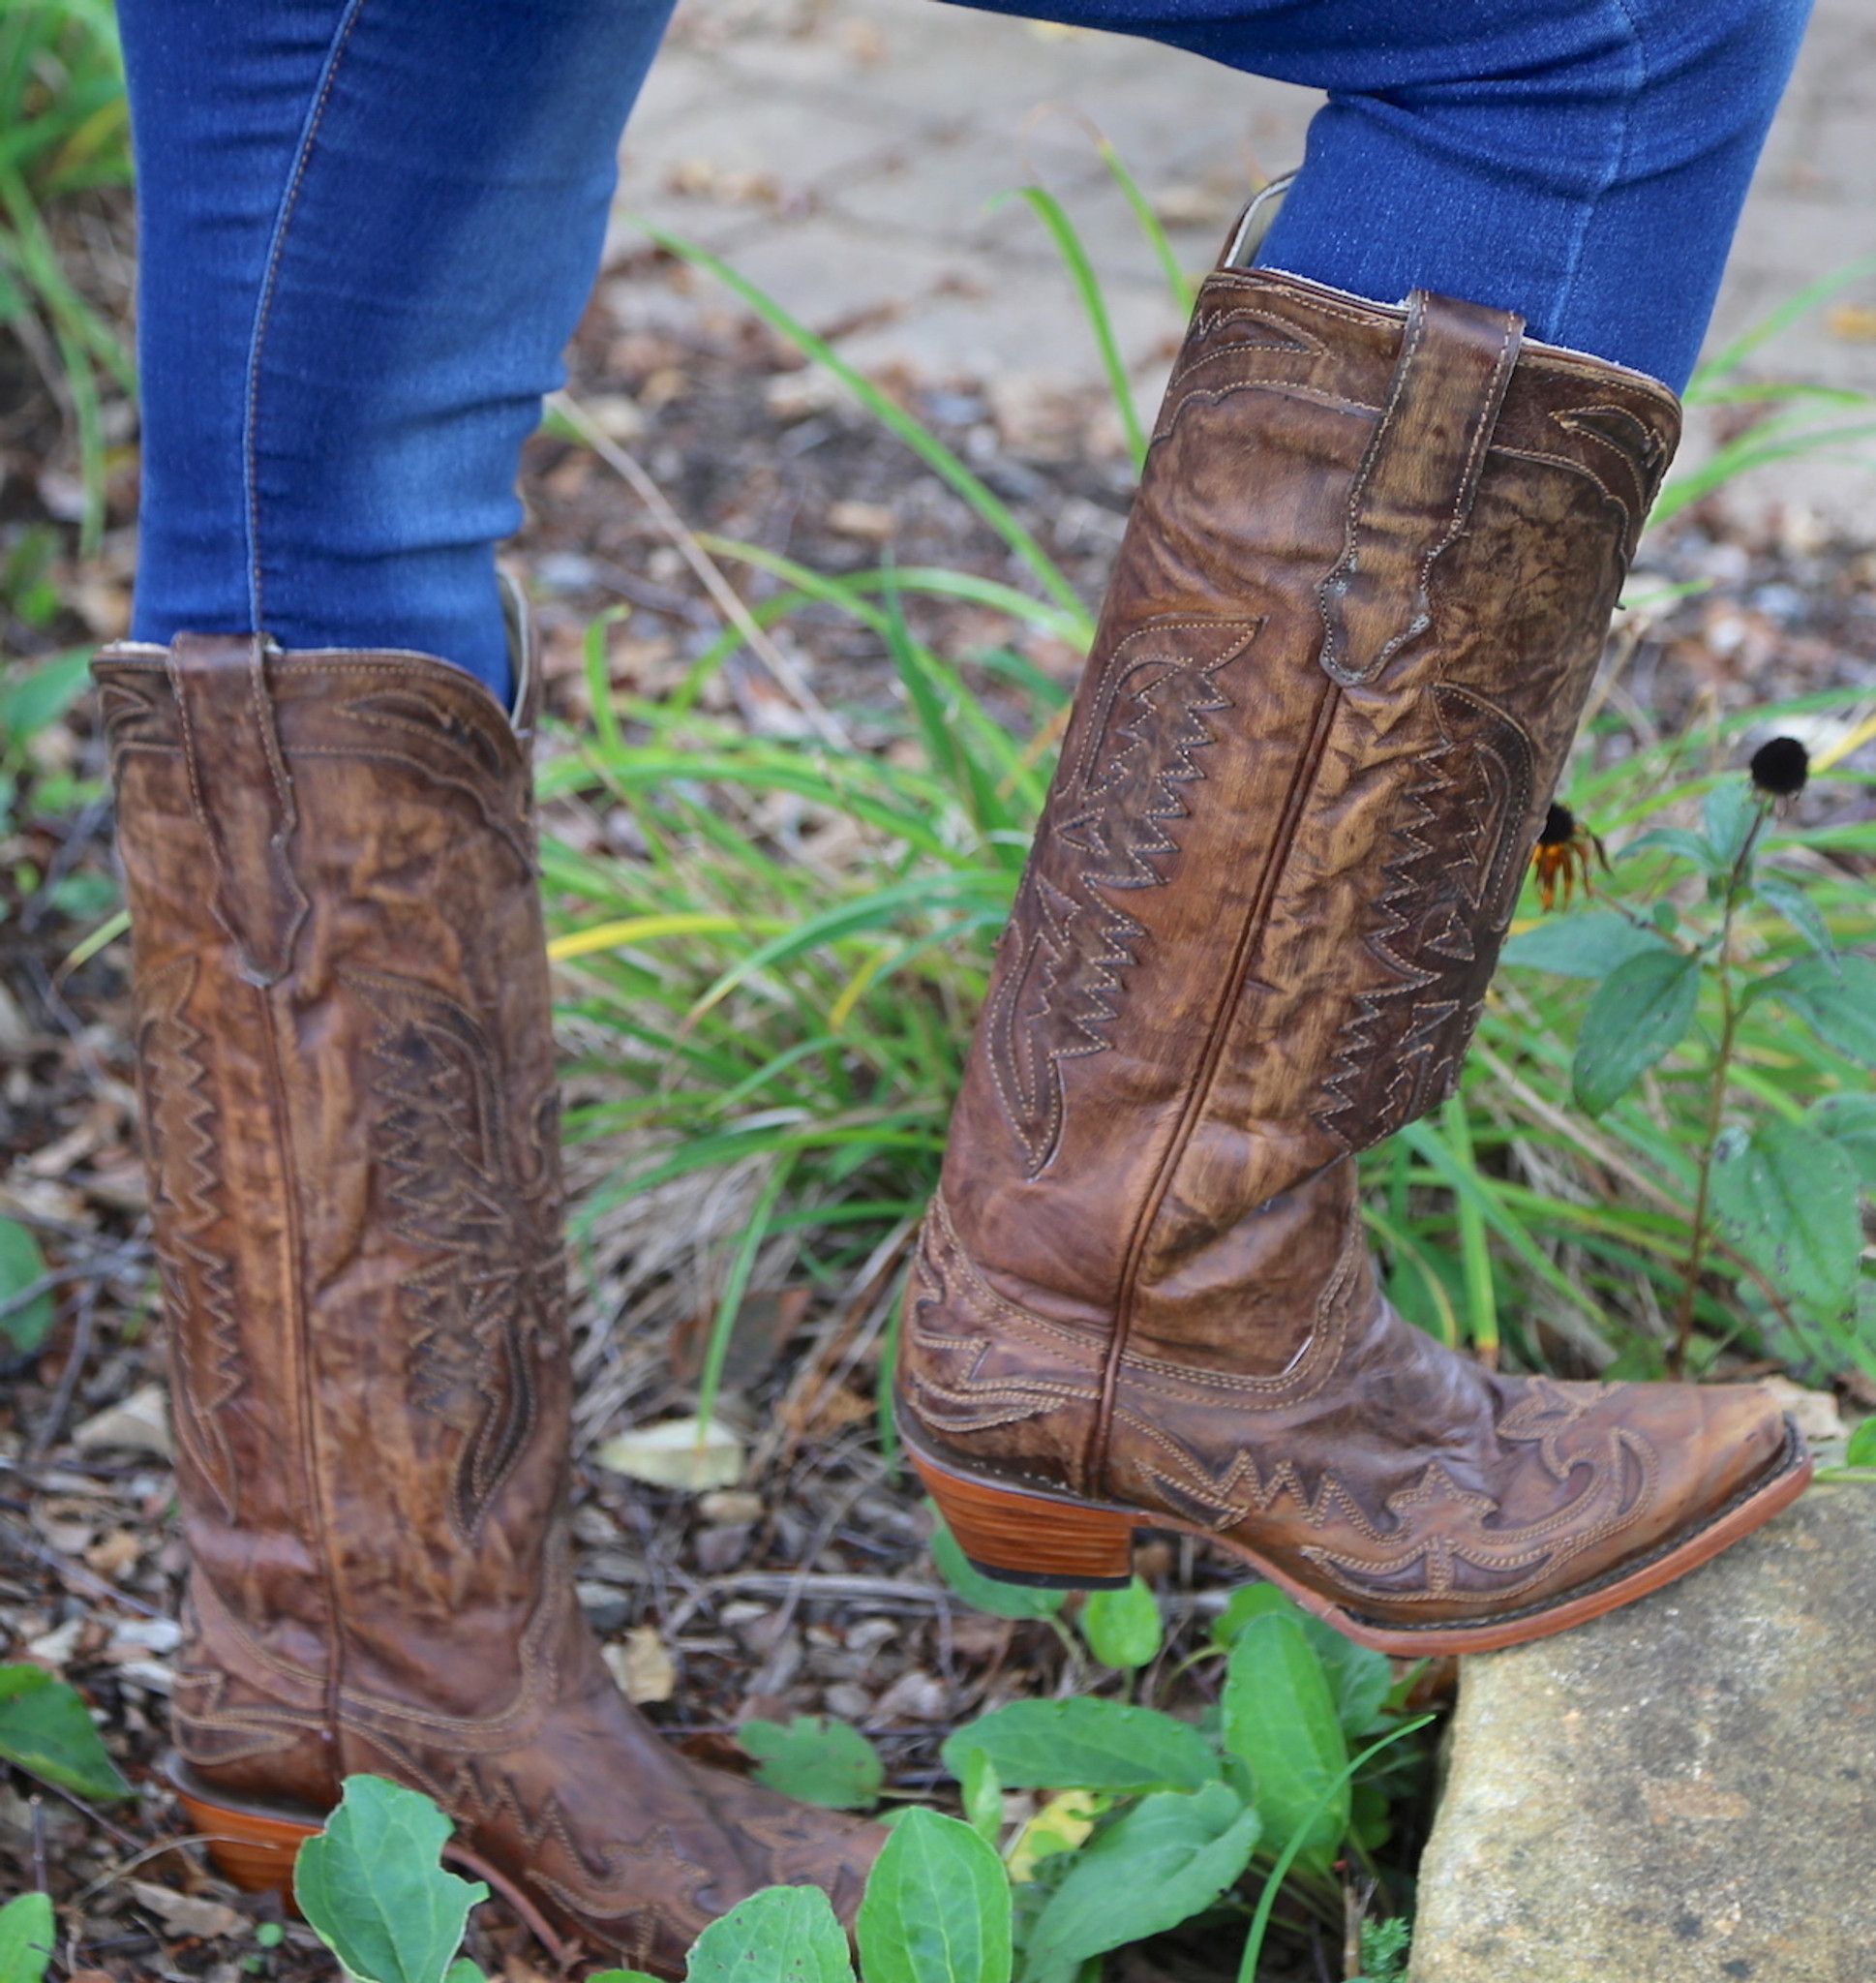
[352, 971, 553, 1541]
[1316, 687, 1530, 1149]
[142, 966, 243, 1521]
[987, 633, 1241, 1172]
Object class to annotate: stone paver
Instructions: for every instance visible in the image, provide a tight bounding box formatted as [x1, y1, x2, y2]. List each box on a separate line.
[609, 0, 1876, 527]
[1408, 1484, 1876, 1983]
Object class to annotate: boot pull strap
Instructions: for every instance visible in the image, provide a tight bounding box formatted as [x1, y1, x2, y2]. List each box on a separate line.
[1316, 290, 1523, 686]
[166, 632, 309, 988]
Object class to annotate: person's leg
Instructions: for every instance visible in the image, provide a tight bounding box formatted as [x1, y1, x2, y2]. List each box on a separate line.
[119, 0, 672, 700]
[943, 0, 1812, 389]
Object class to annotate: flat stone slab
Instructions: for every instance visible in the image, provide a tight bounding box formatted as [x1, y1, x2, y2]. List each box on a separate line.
[1411, 1483, 1876, 1983]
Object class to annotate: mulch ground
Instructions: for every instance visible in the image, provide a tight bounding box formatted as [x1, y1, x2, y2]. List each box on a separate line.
[3, 226, 1874, 1979]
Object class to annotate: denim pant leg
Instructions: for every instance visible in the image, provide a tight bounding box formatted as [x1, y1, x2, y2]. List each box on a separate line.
[119, 0, 676, 698]
[948, 0, 1813, 389]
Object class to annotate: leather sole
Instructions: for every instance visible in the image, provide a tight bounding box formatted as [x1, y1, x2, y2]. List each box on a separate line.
[906, 1413, 1814, 1655]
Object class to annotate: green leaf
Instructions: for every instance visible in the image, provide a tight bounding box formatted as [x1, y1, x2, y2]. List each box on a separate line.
[1754, 956, 1876, 1064]
[740, 1716, 884, 1812]
[1845, 1419, 1876, 1469]
[441, 1967, 486, 1983]
[1570, 949, 1703, 1115]
[856, 1807, 1012, 1983]
[1753, 871, 1836, 964]
[589, 1973, 664, 1983]
[1221, 1614, 1349, 1872]
[293, 1775, 488, 1983]
[0, 648, 92, 744]
[1809, 1094, 1876, 1188]
[0, 1892, 55, 1983]
[942, 1698, 1219, 1796]
[1702, 780, 1762, 870]
[1621, 826, 1719, 874]
[0, 1663, 129, 1800]
[1208, 1586, 1391, 1740]
[1710, 1120, 1862, 1318]
[685, 1883, 855, 1983]
[1021, 1782, 1261, 1983]
[1498, 911, 1670, 979]
[925, 1508, 1065, 1620]
[0, 1219, 54, 1354]
[959, 1746, 1003, 1842]
[1078, 1576, 1163, 1671]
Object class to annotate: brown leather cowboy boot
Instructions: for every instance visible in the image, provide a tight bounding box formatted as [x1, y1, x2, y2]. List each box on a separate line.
[96, 629, 877, 1973]
[897, 263, 1812, 1656]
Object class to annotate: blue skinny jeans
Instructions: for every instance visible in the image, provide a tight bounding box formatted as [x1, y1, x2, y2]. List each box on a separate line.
[119, 0, 1813, 701]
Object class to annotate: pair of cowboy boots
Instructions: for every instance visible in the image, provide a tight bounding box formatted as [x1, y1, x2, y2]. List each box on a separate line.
[101, 253, 1808, 1970]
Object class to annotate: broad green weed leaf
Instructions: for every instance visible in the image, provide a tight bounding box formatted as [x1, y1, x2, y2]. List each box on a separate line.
[856, 1806, 1012, 1983]
[1208, 1585, 1392, 1740]
[0, 1663, 129, 1799]
[1754, 955, 1876, 1064]
[1810, 1094, 1876, 1187]
[1079, 1576, 1163, 1670]
[293, 1775, 488, 1983]
[1021, 1782, 1260, 1983]
[0, 1219, 54, 1354]
[0, 1892, 55, 1983]
[1753, 871, 1836, 963]
[1710, 1120, 1862, 1317]
[925, 1508, 1065, 1620]
[1571, 949, 1702, 1115]
[0, 649, 92, 743]
[1498, 911, 1670, 979]
[1621, 826, 1718, 873]
[741, 1716, 883, 1811]
[589, 1972, 663, 1983]
[1222, 1614, 1348, 1872]
[1702, 780, 1761, 870]
[1845, 1419, 1876, 1469]
[685, 1883, 855, 1983]
[942, 1697, 1219, 1795]
[441, 1966, 487, 1983]
[959, 1745, 1003, 1841]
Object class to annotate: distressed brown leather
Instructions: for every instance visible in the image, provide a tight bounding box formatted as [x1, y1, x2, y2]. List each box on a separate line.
[98, 635, 876, 1971]
[898, 269, 1801, 1639]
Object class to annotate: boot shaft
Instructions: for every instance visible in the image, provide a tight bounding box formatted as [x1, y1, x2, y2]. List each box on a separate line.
[941, 271, 1679, 1370]
[99, 636, 573, 1729]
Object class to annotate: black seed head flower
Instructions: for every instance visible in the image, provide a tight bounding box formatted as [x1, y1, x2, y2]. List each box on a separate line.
[1537, 802, 1576, 846]
[1749, 736, 1809, 798]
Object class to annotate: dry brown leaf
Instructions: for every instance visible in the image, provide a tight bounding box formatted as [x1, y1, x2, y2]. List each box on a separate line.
[605, 1624, 678, 1704]
[127, 1880, 246, 1937]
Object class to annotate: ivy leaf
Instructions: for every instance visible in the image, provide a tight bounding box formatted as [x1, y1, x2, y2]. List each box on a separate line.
[924, 1507, 1064, 1620]
[1078, 1576, 1163, 1671]
[1222, 1614, 1349, 1873]
[1809, 1094, 1876, 1189]
[1753, 955, 1876, 1065]
[856, 1807, 1012, 1983]
[942, 1698, 1219, 1796]
[1498, 911, 1670, 980]
[0, 1663, 130, 1800]
[1021, 1782, 1260, 1983]
[0, 1892, 55, 1983]
[0, 1220, 54, 1355]
[1710, 1120, 1862, 1319]
[1571, 949, 1703, 1115]
[1752, 871, 1836, 965]
[685, 1883, 855, 1983]
[293, 1776, 488, 1983]
[1845, 1419, 1876, 1469]
[740, 1716, 883, 1812]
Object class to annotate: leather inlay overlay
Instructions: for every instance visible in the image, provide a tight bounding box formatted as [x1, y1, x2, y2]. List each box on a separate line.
[984, 620, 1256, 1174]
[350, 969, 561, 1541]
[1316, 684, 1533, 1149]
